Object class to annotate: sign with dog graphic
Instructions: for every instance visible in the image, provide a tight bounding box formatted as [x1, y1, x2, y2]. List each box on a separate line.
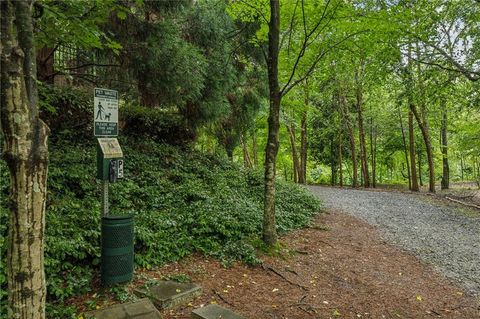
[94, 88, 118, 136]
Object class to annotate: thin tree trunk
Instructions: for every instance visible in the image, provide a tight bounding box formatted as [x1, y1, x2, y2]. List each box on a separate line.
[330, 137, 336, 186]
[299, 110, 307, 184]
[241, 134, 253, 169]
[339, 133, 343, 187]
[263, 0, 280, 246]
[339, 89, 358, 187]
[252, 130, 258, 167]
[410, 103, 435, 192]
[441, 99, 449, 189]
[1, 1, 50, 318]
[355, 67, 370, 188]
[418, 148, 423, 186]
[398, 106, 411, 189]
[413, 42, 435, 193]
[286, 124, 300, 183]
[369, 118, 377, 188]
[460, 154, 464, 181]
[408, 110, 419, 191]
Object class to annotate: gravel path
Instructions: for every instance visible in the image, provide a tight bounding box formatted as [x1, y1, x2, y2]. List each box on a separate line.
[308, 186, 480, 297]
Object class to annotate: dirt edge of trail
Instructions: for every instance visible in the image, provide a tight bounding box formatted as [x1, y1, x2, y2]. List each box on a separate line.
[73, 210, 479, 319]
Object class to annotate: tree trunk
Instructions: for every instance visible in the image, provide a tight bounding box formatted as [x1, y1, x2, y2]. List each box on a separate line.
[440, 99, 449, 189]
[408, 110, 419, 191]
[338, 133, 343, 187]
[241, 134, 253, 169]
[413, 42, 435, 193]
[460, 154, 464, 181]
[299, 110, 307, 184]
[252, 130, 258, 167]
[369, 118, 376, 188]
[330, 137, 336, 186]
[410, 103, 435, 193]
[339, 90, 358, 187]
[398, 106, 411, 190]
[418, 148, 423, 186]
[286, 124, 300, 183]
[355, 68, 370, 188]
[263, 0, 280, 246]
[1, 1, 50, 318]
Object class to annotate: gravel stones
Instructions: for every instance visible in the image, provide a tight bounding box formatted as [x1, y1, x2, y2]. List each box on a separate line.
[308, 186, 480, 297]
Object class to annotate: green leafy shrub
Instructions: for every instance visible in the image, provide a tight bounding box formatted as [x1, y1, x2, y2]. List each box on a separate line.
[0, 137, 321, 318]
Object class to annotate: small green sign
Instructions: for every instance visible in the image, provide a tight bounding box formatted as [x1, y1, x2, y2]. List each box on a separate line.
[94, 88, 118, 136]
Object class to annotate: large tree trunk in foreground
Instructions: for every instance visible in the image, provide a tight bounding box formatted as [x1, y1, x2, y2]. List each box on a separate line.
[263, 0, 281, 246]
[440, 100, 449, 190]
[1, 1, 50, 318]
[410, 103, 435, 193]
[408, 110, 419, 191]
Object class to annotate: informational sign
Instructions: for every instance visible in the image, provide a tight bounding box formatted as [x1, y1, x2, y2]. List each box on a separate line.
[94, 88, 118, 136]
[97, 138, 123, 158]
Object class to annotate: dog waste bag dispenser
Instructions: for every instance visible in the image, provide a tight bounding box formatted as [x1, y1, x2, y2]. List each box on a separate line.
[97, 138, 124, 182]
[96, 137, 133, 285]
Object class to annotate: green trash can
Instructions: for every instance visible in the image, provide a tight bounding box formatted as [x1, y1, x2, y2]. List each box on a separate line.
[101, 215, 134, 285]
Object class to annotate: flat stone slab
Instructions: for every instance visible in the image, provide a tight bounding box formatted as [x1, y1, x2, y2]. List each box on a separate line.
[135, 280, 202, 309]
[84, 298, 161, 319]
[191, 304, 245, 319]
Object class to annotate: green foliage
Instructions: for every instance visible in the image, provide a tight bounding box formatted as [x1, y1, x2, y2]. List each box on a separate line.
[0, 136, 320, 318]
[38, 83, 92, 140]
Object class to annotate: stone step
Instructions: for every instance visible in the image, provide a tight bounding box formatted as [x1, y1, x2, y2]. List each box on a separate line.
[84, 298, 161, 319]
[191, 304, 245, 319]
[134, 280, 202, 310]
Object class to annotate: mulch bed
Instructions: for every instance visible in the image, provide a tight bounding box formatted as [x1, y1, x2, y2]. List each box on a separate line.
[147, 210, 479, 319]
[72, 210, 479, 318]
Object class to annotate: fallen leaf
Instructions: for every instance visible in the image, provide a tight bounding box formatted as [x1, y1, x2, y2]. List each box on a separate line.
[416, 295, 422, 301]
[272, 288, 279, 292]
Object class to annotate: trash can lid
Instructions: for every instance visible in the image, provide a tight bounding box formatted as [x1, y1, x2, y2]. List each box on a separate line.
[102, 214, 133, 221]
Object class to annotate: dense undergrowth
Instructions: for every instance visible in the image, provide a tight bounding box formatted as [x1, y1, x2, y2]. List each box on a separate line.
[0, 136, 321, 318]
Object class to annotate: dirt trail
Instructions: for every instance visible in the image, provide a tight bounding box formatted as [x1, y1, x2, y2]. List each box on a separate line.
[148, 211, 479, 319]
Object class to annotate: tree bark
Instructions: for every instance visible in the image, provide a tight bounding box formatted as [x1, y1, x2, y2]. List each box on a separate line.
[410, 103, 435, 192]
[369, 118, 376, 188]
[338, 133, 343, 187]
[330, 137, 336, 186]
[263, 0, 281, 246]
[440, 99, 449, 189]
[398, 106, 411, 190]
[355, 67, 370, 188]
[286, 124, 300, 183]
[339, 89, 358, 187]
[408, 110, 419, 191]
[252, 130, 258, 167]
[1, 1, 50, 318]
[299, 81, 309, 184]
[413, 42, 435, 193]
[241, 134, 253, 169]
[418, 148, 423, 186]
[299, 110, 307, 184]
